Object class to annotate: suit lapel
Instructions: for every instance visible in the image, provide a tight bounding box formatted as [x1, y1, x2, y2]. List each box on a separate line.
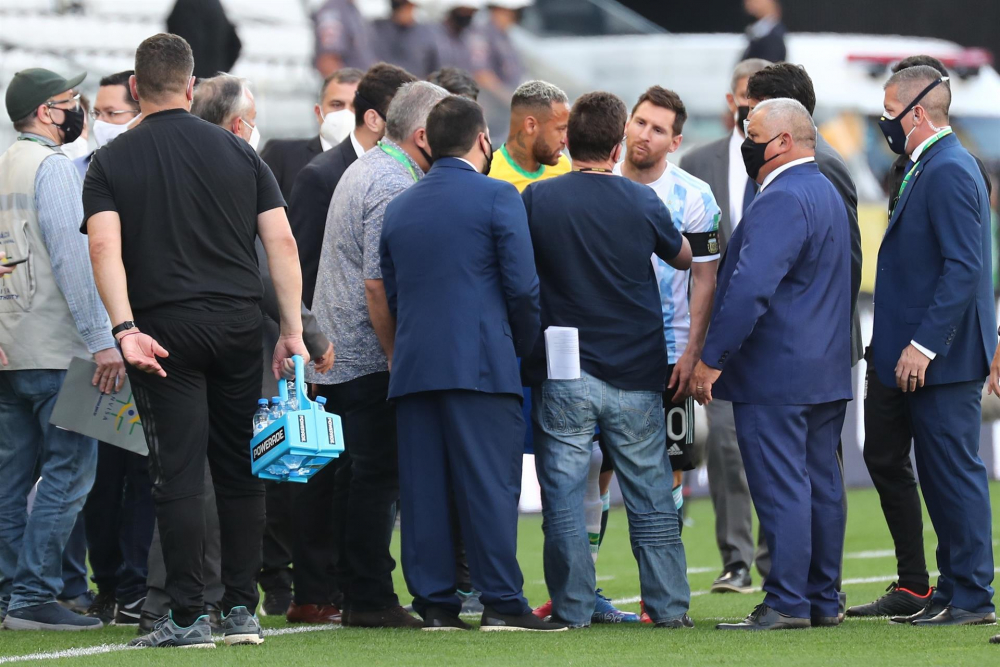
[885, 133, 955, 235]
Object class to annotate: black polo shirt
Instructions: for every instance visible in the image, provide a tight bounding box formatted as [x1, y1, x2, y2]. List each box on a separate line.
[82, 108, 285, 313]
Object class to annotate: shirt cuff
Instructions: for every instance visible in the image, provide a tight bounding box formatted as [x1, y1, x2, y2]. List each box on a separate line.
[83, 329, 117, 354]
[911, 340, 936, 360]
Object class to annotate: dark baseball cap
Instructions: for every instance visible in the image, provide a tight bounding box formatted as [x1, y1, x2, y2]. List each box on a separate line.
[5, 68, 86, 123]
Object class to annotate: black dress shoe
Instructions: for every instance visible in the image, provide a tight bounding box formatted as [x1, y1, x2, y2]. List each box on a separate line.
[716, 603, 810, 631]
[422, 607, 471, 631]
[711, 566, 753, 593]
[990, 633, 1000, 644]
[890, 599, 947, 625]
[344, 606, 423, 628]
[911, 606, 996, 627]
[811, 615, 841, 627]
[480, 606, 568, 631]
[847, 583, 932, 618]
[655, 613, 694, 629]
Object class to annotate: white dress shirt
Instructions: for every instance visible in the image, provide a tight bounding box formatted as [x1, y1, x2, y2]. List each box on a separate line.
[349, 130, 366, 159]
[728, 128, 748, 229]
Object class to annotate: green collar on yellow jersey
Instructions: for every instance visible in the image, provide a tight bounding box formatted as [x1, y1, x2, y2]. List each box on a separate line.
[500, 143, 546, 179]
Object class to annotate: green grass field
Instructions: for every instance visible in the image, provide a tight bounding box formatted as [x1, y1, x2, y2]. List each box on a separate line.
[3, 484, 1000, 666]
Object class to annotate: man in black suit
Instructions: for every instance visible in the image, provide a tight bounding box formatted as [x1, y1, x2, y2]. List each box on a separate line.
[259, 68, 363, 200]
[278, 63, 415, 625]
[289, 63, 416, 308]
[848, 55, 994, 621]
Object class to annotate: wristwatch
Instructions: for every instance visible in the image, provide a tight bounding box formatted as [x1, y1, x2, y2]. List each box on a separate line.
[111, 320, 137, 338]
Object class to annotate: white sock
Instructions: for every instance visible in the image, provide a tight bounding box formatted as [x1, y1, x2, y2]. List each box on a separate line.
[585, 441, 603, 563]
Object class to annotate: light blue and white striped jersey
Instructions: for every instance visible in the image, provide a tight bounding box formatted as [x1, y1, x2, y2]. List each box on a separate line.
[615, 161, 721, 364]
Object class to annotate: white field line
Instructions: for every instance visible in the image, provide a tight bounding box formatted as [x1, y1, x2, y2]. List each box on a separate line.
[0, 624, 340, 664]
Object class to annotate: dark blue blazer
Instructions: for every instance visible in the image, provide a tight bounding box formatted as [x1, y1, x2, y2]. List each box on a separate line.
[871, 132, 996, 387]
[380, 157, 540, 400]
[702, 161, 853, 405]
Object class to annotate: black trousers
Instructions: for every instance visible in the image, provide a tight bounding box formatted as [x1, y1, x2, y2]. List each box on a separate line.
[260, 482, 295, 596]
[128, 305, 266, 626]
[862, 350, 928, 591]
[84, 442, 155, 602]
[314, 372, 399, 611]
[292, 452, 350, 607]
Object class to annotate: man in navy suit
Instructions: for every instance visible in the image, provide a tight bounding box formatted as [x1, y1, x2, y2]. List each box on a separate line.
[379, 96, 564, 632]
[691, 98, 853, 630]
[871, 65, 996, 627]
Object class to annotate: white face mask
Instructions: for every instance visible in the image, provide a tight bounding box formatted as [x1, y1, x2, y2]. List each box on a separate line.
[59, 135, 90, 160]
[92, 119, 131, 148]
[242, 118, 261, 152]
[320, 108, 354, 148]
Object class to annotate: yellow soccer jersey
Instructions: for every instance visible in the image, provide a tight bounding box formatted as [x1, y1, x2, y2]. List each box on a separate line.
[490, 143, 571, 193]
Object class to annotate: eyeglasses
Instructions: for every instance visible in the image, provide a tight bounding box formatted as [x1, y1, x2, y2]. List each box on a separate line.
[90, 108, 139, 122]
[45, 92, 80, 111]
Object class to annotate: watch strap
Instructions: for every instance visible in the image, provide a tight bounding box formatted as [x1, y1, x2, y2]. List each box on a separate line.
[111, 321, 136, 338]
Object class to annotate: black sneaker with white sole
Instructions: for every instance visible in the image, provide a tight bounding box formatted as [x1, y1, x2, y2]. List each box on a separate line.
[711, 566, 753, 593]
[114, 595, 146, 625]
[480, 606, 569, 632]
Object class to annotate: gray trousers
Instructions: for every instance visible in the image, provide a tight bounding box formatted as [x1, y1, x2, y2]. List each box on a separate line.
[143, 465, 223, 616]
[705, 399, 770, 578]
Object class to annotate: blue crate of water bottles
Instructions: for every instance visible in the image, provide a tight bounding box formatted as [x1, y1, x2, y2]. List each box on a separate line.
[249, 355, 344, 483]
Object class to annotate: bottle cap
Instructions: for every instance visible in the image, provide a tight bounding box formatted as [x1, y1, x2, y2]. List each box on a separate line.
[316, 396, 327, 405]
[271, 397, 281, 403]
[258, 399, 268, 405]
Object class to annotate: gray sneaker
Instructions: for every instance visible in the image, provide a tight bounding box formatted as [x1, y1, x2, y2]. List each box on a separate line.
[222, 606, 264, 646]
[128, 613, 215, 649]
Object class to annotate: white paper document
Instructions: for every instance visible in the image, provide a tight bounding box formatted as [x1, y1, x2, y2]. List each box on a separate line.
[49, 357, 148, 455]
[545, 326, 581, 380]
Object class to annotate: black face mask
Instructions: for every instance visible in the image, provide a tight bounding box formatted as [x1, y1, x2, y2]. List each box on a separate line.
[741, 133, 781, 181]
[735, 105, 750, 132]
[482, 139, 494, 176]
[53, 105, 85, 145]
[417, 145, 434, 169]
[450, 11, 474, 30]
[878, 77, 945, 155]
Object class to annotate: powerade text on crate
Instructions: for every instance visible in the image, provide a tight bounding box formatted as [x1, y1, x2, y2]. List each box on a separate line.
[249, 355, 344, 483]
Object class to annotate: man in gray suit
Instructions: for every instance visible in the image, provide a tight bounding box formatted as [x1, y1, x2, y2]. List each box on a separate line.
[681, 61, 863, 605]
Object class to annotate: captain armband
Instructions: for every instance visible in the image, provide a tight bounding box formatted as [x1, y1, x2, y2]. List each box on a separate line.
[683, 230, 719, 257]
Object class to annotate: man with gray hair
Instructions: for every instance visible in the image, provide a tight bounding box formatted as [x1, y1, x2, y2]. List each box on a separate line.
[309, 80, 448, 628]
[490, 80, 570, 193]
[191, 74, 259, 150]
[692, 98, 853, 630]
[679, 57, 770, 596]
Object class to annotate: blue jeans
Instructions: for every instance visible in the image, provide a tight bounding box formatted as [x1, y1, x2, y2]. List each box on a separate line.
[533, 371, 690, 626]
[0, 369, 97, 614]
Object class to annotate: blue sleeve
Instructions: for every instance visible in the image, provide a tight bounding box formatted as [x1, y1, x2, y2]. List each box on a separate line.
[493, 183, 540, 357]
[701, 190, 807, 369]
[379, 202, 398, 318]
[912, 164, 984, 356]
[646, 188, 682, 262]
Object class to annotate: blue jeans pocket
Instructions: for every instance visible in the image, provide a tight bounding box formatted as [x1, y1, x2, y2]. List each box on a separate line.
[540, 378, 589, 435]
[618, 390, 662, 441]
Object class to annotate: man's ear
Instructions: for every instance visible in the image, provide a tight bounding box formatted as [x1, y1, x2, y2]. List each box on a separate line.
[611, 142, 622, 164]
[669, 133, 683, 154]
[414, 127, 429, 149]
[726, 92, 737, 114]
[129, 75, 139, 103]
[314, 103, 323, 126]
[524, 114, 537, 135]
[363, 108, 382, 134]
[186, 76, 195, 102]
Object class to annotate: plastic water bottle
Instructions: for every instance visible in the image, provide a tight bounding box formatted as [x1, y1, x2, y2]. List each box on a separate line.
[286, 379, 299, 412]
[269, 397, 285, 423]
[252, 399, 270, 434]
[315, 396, 327, 412]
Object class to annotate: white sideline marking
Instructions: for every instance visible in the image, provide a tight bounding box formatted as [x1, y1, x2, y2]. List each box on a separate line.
[844, 549, 896, 560]
[0, 624, 340, 664]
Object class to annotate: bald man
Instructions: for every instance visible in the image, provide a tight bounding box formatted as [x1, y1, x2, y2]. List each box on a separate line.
[690, 98, 852, 631]
[872, 66, 996, 627]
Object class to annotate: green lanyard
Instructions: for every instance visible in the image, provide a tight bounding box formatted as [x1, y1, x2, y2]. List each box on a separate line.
[895, 128, 952, 202]
[17, 136, 54, 149]
[378, 142, 419, 183]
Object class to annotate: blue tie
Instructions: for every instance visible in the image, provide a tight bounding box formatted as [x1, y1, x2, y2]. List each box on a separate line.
[742, 177, 757, 217]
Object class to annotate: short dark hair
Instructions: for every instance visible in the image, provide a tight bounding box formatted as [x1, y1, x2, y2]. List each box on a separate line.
[99, 70, 139, 110]
[426, 95, 487, 161]
[631, 86, 687, 136]
[747, 63, 816, 115]
[893, 55, 949, 77]
[567, 91, 627, 163]
[427, 67, 480, 101]
[134, 33, 194, 102]
[320, 67, 364, 101]
[355, 62, 417, 127]
[12, 112, 35, 132]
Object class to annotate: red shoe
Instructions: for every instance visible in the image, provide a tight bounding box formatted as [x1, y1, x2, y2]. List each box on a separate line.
[639, 600, 653, 624]
[286, 602, 342, 624]
[532, 599, 553, 619]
